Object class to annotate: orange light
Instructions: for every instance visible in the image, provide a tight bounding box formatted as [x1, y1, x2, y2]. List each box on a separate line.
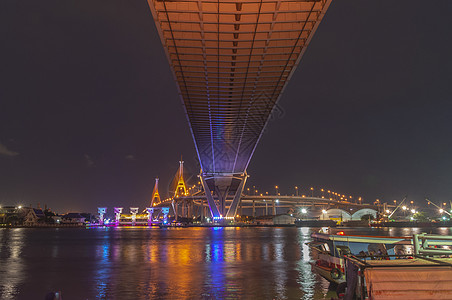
[337, 231, 345, 236]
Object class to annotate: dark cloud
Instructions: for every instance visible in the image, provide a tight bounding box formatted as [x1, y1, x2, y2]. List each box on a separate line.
[0, 143, 19, 157]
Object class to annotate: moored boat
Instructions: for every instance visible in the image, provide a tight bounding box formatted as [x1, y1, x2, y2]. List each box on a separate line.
[307, 231, 412, 285]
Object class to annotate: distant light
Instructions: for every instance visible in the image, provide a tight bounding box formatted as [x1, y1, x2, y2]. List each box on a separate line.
[410, 217, 414, 221]
[301, 208, 307, 214]
[402, 206, 407, 210]
[411, 209, 416, 214]
[385, 209, 390, 214]
[322, 209, 327, 214]
[18, 206, 22, 209]
[439, 209, 444, 213]
[275, 199, 279, 203]
[337, 231, 345, 235]
[442, 216, 447, 220]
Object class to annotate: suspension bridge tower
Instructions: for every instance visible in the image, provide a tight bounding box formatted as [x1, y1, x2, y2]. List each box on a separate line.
[174, 159, 188, 198]
[150, 177, 161, 207]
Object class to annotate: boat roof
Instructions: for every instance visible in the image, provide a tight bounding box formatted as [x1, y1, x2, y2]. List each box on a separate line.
[312, 232, 412, 244]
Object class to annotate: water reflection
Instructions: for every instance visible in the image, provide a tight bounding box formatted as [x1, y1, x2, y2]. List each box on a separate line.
[94, 233, 110, 299]
[1, 226, 451, 299]
[0, 229, 26, 299]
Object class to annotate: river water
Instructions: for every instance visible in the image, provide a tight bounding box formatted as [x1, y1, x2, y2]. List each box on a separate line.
[1, 226, 451, 299]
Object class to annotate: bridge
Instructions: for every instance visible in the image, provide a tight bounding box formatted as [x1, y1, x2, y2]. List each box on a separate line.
[147, 0, 333, 219]
[149, 160, 389, 222]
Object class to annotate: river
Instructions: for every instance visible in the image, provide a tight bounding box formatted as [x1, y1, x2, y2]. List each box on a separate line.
[1, 226, 451, 299]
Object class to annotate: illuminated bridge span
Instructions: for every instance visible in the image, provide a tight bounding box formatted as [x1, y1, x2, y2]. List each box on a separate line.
[147, 0, 332, 218]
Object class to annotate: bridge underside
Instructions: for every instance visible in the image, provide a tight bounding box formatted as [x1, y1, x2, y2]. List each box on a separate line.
[148, 0, 332, 217]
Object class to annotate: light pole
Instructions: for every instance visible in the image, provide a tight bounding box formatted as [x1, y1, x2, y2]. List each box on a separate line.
[295, 186, 298, 197]
[310, 187, 314, 197]
[275, 185, 279, 196]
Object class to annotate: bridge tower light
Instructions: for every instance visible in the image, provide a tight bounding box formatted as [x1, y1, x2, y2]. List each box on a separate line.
[174, 159, 188, 198]
[151, 178, 161, 207]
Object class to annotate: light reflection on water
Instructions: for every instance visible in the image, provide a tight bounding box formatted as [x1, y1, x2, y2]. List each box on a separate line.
[0, 228, 26, 299]
[0, 226, 450, 299]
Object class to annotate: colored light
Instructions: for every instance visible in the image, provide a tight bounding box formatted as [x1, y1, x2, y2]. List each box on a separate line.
[337, 231, 345, 235]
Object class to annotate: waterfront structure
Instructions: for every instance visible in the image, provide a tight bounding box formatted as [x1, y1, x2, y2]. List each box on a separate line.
[98, 207, 107, 225]
[114, 207, 123, 225]
[61, 213, 86, 225]
[147, 0, 333, 219]
[23, 208, 45, 226]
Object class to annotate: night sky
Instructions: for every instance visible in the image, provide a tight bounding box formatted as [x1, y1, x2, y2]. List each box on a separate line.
[1, 0, 452, 213]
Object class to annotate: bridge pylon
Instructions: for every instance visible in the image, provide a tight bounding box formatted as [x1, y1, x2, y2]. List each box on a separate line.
[150, 178, 161, 207]
[174, 159, 188, 198]
[199, 172, 248, 219]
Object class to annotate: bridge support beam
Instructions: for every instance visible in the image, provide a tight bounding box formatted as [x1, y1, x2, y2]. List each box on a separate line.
[225, 174, 247, 218]
[199, 174, 221, 218]
[199, 172, 248, 220]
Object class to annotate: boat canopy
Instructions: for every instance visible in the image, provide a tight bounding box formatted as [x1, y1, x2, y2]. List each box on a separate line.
[312, 233, 412, 245]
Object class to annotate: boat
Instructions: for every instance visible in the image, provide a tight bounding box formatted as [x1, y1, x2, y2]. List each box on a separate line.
[341, 234, 452, 299]
[307, 230, 412, 285]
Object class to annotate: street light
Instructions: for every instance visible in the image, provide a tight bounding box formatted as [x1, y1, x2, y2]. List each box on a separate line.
[295, 186, 298, 196]
[411, 209, 416, 214]
[402, 206, 407, 210]
[301, 208, 307, 214]
[310, 187, 314, 197]
[275, 185, 279, 195]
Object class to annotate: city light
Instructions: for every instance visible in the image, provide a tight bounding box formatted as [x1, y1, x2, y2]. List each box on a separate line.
[322, 209, 327, 214]
[439, 209, 444, 213]
[385, 209, 390, 214]
[402, 206, 407, 210]
[411, 209, 416, 214]
[301, 208, 307, 214]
